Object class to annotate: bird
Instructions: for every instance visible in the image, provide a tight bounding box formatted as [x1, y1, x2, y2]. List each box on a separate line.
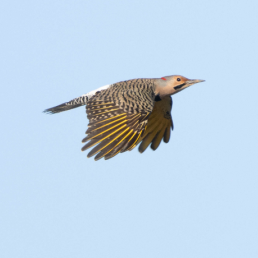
[44, 75, 205, 161]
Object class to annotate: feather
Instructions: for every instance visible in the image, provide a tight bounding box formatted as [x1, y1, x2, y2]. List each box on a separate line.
[163, 123, 171, 143]
[151, 126, 166, 150]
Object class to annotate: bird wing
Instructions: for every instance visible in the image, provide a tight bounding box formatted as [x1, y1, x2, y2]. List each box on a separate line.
[136, 96, 174, 153]
[81, 88, 155, 161]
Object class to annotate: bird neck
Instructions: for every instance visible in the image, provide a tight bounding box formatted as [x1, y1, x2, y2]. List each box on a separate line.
[154, 79, 178, 99]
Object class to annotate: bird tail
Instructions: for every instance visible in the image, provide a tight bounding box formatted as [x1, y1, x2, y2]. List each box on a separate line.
[44, 95, 89, 114]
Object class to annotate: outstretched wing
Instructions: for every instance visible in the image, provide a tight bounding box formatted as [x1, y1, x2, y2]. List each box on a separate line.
[137, 96, 174, 153]
[81, 100, 151, 161]
[81, 79, 156, 161]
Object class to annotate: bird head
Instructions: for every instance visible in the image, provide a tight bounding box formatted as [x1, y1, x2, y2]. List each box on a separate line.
[155, 75, 205, 99]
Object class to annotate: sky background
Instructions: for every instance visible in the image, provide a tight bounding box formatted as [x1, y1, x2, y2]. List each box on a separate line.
[1, 0, 258, 257]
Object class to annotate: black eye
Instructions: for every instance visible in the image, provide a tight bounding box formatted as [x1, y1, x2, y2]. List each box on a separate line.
[177, 78, 181, 81]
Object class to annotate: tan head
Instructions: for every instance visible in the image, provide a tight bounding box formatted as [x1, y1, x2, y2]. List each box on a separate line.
[154, 75, 205, 99]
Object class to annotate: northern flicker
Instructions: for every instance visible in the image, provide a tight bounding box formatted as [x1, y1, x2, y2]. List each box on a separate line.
[44, 75, 205, 160]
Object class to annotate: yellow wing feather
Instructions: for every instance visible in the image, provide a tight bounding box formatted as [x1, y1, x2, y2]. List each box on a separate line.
[82, 100, 150, 160]
[137, 96, 173, 153]
[81, 96, 173, 160]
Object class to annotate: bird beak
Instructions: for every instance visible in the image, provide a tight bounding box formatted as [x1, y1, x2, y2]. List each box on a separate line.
[184, 79, 205, 88]
[187, 79, 205, 85]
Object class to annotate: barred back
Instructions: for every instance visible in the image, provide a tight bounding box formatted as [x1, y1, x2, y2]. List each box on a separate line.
[89, 79, 156, 114]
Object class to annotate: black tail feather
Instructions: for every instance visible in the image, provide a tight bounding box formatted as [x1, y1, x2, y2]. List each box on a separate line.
[44, 102, 83, 114]
[44, 95, 89, 114]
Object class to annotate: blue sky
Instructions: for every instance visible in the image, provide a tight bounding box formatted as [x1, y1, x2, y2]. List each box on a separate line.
[1, 0, 258, 257]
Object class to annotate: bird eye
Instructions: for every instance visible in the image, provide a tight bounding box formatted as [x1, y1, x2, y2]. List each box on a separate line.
[177, 78, 181, 81]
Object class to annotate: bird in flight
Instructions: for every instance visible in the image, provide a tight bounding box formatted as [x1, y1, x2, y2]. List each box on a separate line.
[44, 75, 205, 161]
